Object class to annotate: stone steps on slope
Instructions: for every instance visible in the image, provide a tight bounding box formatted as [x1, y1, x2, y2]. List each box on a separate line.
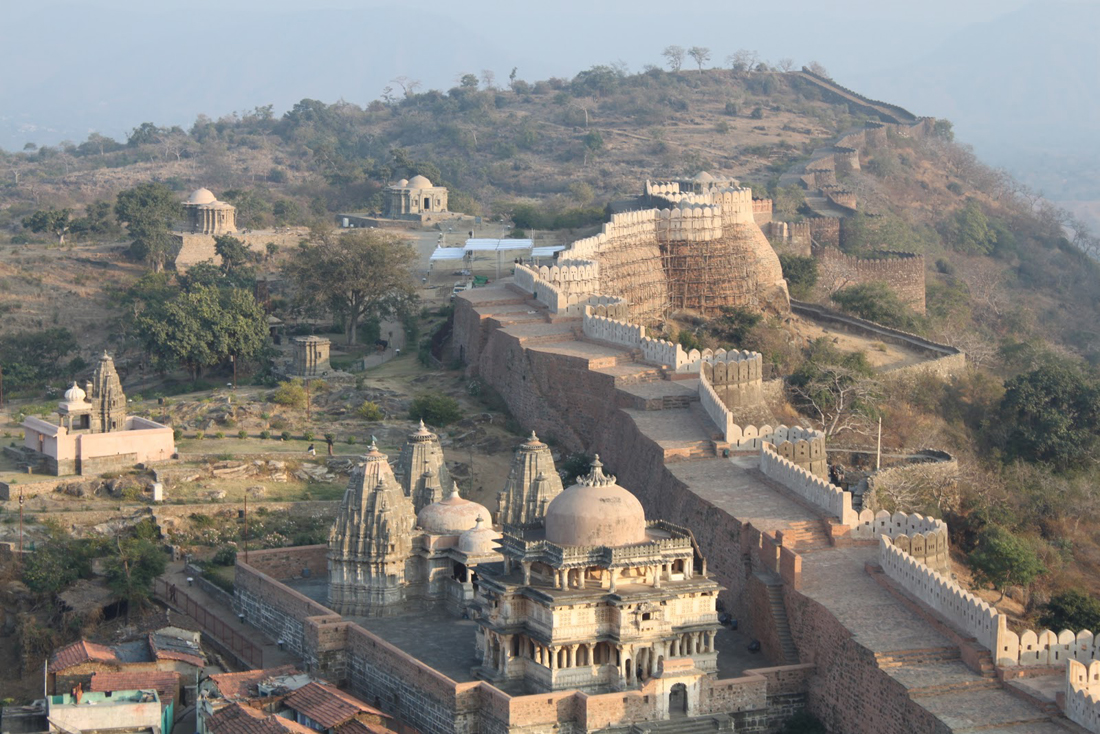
[874, 645, 961, 668]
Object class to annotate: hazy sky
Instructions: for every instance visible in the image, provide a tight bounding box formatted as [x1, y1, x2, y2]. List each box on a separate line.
[2, 0, 1097, 178]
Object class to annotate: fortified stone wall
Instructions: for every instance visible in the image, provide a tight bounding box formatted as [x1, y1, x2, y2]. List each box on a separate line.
[760, 443, 852, 523]
[173, 227, 307, 271]
[1066, 660, 1100, 733]
[879, 536, 1100, 668]
[813, 244, 926, 313]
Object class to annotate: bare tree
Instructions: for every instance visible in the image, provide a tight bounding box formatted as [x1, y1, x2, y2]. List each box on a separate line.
[662, 45, 685, 72]
[778, 57, 795, 73]
[806, 60, 830, 78]
[480, 69, 496, 90]
[688, 46, 711, 72]
[726, 49, 758, 73]
[390, 76, 422, 98]
[789, 364, 880, 439]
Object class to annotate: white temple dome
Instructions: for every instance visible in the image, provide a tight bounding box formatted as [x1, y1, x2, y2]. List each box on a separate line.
[544, 456, 647, 547]
[396, 178, 409, 187]
[693, 171, 715, 182]
[458, 516, 502, 554]
[61, 381, 87, 405]
[187, 187, 217, 205]
[406, 174, 432, 189]
[417, 485, 490, 535]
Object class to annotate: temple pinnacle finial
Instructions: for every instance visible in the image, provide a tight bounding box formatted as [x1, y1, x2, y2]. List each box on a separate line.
[581, 454, 615, 487]
[448, 482, 461, 499]
[529, 430, 538, 441]
[420, 419, 427, 430]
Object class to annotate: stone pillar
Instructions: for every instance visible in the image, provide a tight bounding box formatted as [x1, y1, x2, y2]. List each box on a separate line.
[555, 570, 563, 589]
[609, 568, 618, 593]
[578, 569, 586, 590]
[653, 564, 661, 589]
[707, 630, 716, 652]
[522, 562, 532, 586]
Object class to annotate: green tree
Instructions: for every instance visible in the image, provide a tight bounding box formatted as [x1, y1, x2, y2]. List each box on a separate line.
[22, 537, 96, 595]
[831, 282, 921, 331]
[998, 362, 1100, 471]
[214, 235, 256, 273]
[270, 379, 307, 408]
[0, 327, 78, 392]
[951, 199, 996, 255]
[967, 525, 1045, 598]
[282, 229, 418, 345]
[222, 188, 272, 228]
[1040, 590, 1100, 632]
[779, 254, 817, 299]
[70, 201, 117, 239]
[135, 284, 267, 378]
[105, 536, 167, 620]
[115, 182, 180, 272]
[408, 392, 463, 426]
[22, 208, 73, 244]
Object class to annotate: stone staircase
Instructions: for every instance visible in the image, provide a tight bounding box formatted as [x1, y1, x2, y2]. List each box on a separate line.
[780, 519, 832, 552]
[874, 646, 961, 669]
[763, 579, 800, 664]
[629, 714, 733, 734]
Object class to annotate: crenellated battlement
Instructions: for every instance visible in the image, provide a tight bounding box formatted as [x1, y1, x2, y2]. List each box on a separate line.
[1067, 660, 1100, 733]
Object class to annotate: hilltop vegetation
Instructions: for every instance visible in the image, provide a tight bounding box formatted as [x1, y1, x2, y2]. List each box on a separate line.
[3, 65, 1100, 628]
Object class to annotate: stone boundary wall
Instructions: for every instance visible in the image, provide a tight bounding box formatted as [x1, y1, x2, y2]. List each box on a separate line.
[849, 510, 949, 571]
[235, 547, 333, 656]
[581, 308, 645, 351]
[174, 227, 307, 271]
[531, 259, 600, 297]
[760, 443, 856, 525]
[878, 536, 1100, 668]
[865, 453, 959, 513]
[812, 245, 926, 313]
[0, 477, 65, 500]
[1066, 660, 1100, 733]
[790, 300, 965, 377]
[698, 370, 734, 443]
[234, 545, 811, 734]
[795, 70, 920, 125]
[700, 349, 762, 387]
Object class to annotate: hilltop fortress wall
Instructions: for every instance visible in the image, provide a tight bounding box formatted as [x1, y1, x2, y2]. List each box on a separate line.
[812, 245, 927, 313]
[524, 184, 789, 324]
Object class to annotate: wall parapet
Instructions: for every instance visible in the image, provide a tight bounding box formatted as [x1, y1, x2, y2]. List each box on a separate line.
[760, 442, 855, 525]
[698, 370, 734, 443]
[1067, 660, 1100, 733]
[879, 536, 1100, 669]
[582, 307, 645, 351]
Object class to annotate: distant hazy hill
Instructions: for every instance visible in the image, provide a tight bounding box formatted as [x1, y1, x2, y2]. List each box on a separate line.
[0, 3, 528, 149]
[851, 1, 1100, 216]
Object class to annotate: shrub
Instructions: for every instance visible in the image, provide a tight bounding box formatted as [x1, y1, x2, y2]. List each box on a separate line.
[173, 428, 183, 441]
[935, 258, 955, 275]
[277, 430, 289, 441]
[270, 379, 306, 408]
[237, 429, 248, 439]
[260, 429, 271, 440]
[831, 282, 921, 331]
[357, 401, 385, 421]
[303, 430, 314, 442]
[967, 525, 1045, 595]
[676, 330, 702, 351]
[211, 545, 237, 566]
[1040, 590, 1100, 632]
[195, 430, 205, 440]
[408, 393, 463, 426]
[215, 431, 225, 439]
[346, 435, 357, 445]
[778, 254, 817, 299]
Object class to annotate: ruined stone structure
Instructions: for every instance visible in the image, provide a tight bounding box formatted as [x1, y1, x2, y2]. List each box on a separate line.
[384, 175, 449, 222]
[476, 457, 722, 694]
[496, 432, 563, 527]
[394, 420, 453, 513]
[184, 187, 237, 235]
[291, 336, 331, 378]
[20, 353, 174, 475]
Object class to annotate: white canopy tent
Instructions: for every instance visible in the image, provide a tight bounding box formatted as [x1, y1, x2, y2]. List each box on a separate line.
[428, 240, 564, 278]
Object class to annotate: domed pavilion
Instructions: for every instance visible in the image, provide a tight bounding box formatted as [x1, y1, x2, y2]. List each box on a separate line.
[473, 457, 722, 693]
[384, 175, 449, 220]
[183, 187, 237, 235]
